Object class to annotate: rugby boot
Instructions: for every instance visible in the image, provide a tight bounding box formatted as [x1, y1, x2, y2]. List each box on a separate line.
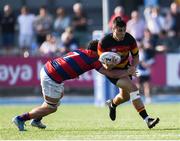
[30, 119, 46, 129]
[12, 116, 26, 131]
[147, 117, 160, 129]
[106, 99, 116, 121]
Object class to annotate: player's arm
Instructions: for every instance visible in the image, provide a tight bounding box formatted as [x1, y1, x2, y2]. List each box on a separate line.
[131, 54, 139, 67]
[93, 61, 131, 78]
[128, 40, 139, 73]
[98, 67, 136, 78]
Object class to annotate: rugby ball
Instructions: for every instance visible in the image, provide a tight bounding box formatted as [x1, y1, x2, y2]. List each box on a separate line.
[99, 52, 121, 65]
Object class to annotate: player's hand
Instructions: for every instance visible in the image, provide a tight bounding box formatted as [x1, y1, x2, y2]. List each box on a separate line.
[127, 66, 136, 75]
[131, 71, 139, 77]
[103, 59, 116, 70]
[102, 63, 114, 70]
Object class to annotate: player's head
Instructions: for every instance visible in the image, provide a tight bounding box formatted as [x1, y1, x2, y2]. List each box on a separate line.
[87, 40, 99, 52]
[112, 16, 126, 41]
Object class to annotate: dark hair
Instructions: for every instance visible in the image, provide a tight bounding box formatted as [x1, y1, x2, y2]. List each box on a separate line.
[21, 6, 29, 12]
[40, 5, 47, 10]
[87, 40, 99, 51]
[113, 16, 126, 27]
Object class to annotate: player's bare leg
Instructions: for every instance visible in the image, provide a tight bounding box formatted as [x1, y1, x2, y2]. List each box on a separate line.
[127, 80, 159, 129]
[129, 90, 159, 129]
[106, 89, 130, 121]
[113, 89, 130, 105]
[12, 95, 61, 131]
[106, 77, 132, 121]
[30, 93, 64, 129]
[107, 77, 159, 128]
[29, 96, 59, 119]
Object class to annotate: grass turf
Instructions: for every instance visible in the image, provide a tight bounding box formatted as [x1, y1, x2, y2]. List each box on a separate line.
[0, 103, 180, 140]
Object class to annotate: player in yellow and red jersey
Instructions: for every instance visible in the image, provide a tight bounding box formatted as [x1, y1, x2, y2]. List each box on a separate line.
[98, 26, 138, 70]
[98, 16, 159, 129]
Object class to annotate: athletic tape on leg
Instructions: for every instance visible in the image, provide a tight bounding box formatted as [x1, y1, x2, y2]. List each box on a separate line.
[43, 101, 60, 109]
[130, 90, 141, 101]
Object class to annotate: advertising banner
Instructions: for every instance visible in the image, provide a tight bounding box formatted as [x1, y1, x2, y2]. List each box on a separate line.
[0, 57, 46, 87]
[167, 54, 180, 86]
[151, 54, 166, 86]
[0, 57, 93, 88]
[0, 54, 179, 88]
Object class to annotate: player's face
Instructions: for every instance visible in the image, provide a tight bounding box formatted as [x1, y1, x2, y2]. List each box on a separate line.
[112, 26, 126, 41]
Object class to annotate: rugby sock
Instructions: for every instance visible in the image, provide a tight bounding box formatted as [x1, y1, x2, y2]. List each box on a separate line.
[18, 112, 30, 121]
[139, 109, 148, 120]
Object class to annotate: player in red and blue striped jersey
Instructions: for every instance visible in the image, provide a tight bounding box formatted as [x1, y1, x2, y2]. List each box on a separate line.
[12, 40, 135, 131]
[44, 48, 102, 84]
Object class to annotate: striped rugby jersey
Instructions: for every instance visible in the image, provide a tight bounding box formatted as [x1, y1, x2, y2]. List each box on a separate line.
[98, 33, 139, 69]
[44, 49, 102, 83]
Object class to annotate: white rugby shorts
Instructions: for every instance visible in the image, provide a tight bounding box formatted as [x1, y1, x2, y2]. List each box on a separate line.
[40, 68, 64, 99]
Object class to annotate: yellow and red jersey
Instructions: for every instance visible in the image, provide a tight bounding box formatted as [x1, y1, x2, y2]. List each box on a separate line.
[98, 33, 138, 69]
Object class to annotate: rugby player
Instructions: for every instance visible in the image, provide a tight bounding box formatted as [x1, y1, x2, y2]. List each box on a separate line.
[12, 40, 136, 131]
[98, 16, 159, 129]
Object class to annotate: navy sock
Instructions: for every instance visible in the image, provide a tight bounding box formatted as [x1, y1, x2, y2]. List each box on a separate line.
[18, 113, 30, 121]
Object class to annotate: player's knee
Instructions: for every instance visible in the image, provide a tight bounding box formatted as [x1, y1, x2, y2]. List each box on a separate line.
[115, 92, 129, 104]
[130, 90, 141, 102]
[122, 89, 130, 101]
[50, 107, 58, 113]
[120, 93, 130, 102]
[42, 101, 60, 113]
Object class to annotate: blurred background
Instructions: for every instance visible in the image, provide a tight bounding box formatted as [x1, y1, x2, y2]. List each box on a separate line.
[0, 0, 180, 105]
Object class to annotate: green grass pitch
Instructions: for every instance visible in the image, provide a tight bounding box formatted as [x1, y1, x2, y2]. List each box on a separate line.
[0, 103, 180, 140]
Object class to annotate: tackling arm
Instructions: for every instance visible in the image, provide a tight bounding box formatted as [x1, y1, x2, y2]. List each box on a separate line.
[98, 67, 135, 79]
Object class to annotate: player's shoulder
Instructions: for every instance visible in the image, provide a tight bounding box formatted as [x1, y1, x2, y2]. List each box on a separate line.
[125, 32, 137, 44]
[75, 48, 83, 52]
[99, 33, 113, 43]
[75, 48, 91, 57]
[125, 32, 136, 41]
